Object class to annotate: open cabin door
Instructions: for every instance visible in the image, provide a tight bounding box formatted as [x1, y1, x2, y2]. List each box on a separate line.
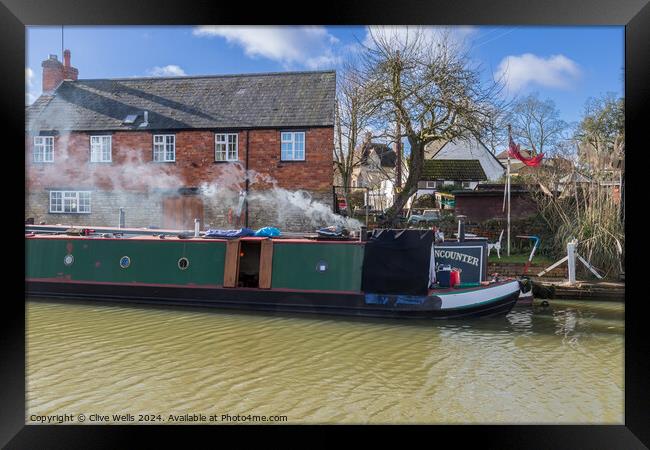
[223, 238, 273, 289]
[258, 239, 273, 289]
[223, 239, 241, 288]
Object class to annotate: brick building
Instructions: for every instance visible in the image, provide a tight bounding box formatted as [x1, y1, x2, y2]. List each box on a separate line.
[453, 184, 538, 223]
[26, 51, 335, 231]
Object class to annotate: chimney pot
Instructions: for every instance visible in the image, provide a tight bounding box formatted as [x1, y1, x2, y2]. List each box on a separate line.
[42, 49, 78, 93]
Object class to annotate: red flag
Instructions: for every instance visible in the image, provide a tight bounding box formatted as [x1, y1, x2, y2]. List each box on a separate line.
[508, 135, 544, 167]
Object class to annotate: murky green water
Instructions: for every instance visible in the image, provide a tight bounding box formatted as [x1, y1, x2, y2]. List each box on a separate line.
[26, 298, 624, 424]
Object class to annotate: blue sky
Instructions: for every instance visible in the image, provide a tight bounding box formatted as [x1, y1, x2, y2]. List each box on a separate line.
[26, 25, 623, 126]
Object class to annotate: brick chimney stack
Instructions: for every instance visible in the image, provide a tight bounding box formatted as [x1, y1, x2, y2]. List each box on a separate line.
[41, 49, 78, 94]
[62, 49, 78, 82]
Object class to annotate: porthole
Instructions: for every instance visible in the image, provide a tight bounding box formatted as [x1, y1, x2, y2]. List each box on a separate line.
[178, 257, 190, 270]
[63, 254, 74, 266]
[316, 260, 328, 273]
[119, 256, 131, 269]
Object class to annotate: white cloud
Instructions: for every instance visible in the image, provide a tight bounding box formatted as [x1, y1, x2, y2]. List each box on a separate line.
[193, 26, 341, 69]
[363, 26, 477, 51]
[148, 65, 187, 77]
[26, 67, 38, 105]
[495, 53, 581, 92]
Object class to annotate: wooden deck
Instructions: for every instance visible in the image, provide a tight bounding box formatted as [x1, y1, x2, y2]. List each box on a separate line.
[532, 280, 624, 301]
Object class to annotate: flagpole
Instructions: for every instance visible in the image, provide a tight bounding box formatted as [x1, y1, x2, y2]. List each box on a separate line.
[508, 155, 510, 256]
[506, 124, 512, 256]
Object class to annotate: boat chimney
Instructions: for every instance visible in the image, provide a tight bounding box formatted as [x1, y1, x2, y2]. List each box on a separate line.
[457, 215, 466, 242]
[118, 207, 125, 228]
[194, 218, 200, 237]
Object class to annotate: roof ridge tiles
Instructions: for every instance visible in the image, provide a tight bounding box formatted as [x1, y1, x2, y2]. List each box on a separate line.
[70, 70, 336, 83]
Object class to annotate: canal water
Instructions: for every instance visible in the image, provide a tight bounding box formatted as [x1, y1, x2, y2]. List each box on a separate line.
[26, 298, 624, 424]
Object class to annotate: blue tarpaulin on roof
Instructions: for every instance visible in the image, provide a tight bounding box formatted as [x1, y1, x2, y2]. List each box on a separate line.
[204, 228, 255, 239]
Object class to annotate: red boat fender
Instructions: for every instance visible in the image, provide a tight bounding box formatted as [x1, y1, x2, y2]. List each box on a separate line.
[450, 268, 461, 287]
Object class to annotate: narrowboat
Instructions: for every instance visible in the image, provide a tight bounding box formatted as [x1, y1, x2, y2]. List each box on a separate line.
[25, 225, 526, 319]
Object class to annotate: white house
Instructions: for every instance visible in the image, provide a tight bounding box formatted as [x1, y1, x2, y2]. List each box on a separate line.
[426, 135, 505, 181]
[352, 141, 399, 211]
[414, 135, 505, 201]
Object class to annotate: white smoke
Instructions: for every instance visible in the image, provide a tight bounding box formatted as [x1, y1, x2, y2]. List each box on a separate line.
[199, 162, 362, 231]
[26, 130, 359, 231]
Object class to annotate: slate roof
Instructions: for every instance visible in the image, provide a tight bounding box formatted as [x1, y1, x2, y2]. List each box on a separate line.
[360, 142, 397, 168]
[26, 71, 336, 132]
[421, 159, 487, 181]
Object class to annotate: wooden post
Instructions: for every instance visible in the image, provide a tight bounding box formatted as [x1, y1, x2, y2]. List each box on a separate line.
[567, 239, 577, 285]
[365, 188, 369, 227]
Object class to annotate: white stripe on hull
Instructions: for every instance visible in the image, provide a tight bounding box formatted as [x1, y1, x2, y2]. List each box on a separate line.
[438, 281, 520, 310]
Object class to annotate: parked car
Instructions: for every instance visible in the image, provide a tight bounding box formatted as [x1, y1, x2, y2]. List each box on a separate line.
[408, 209, 441, 225]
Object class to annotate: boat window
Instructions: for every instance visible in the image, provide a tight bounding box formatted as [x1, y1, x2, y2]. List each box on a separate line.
[178, 257, 189, 270]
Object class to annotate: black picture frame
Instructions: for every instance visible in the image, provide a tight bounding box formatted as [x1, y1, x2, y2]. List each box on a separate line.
[4, 0, 648, 447]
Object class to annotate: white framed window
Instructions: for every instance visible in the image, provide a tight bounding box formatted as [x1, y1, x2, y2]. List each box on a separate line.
[153, 134, 176, 162]
[90, 135, 112, 162]
[426, 181, 438, 189]
[281, 131, 305, 161]
[49, 191, 91, 214]
[215, 133, 238, 161]
[33, 136, 54, 163]
[462, 181, 472, 189]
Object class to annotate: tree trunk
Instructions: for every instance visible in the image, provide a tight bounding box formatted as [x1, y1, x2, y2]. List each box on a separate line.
[343, 185, 354, 217]
[380, 140, 424, 227]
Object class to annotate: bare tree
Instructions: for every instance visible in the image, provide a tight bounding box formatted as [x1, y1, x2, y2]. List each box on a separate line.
[334, 63, 376, 217]
[477, 105, 511, 154]
[521, 94, 625, 277]
[509, 93, 569, 156]
[359, 27, 504, 225]
[575, 93, 624, 175]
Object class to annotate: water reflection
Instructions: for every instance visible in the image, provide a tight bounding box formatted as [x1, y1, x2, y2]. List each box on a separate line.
[26, 297, 624, 424]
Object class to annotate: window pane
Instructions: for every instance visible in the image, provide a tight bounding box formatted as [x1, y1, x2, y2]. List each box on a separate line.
[91, 136, 111, 162]
[215, 143, 226, 161]
[295, 132, 304, 142]
[102, 137, 111, 161]
[44, 137, 53, 161]
[78, 192, 91, 212]
[64, 192, 77, 213]
[228, 135, 237, 160]
[50, 192, 62, 212]
[34, 140, 43, 162]
[281, 139, 293, 160]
